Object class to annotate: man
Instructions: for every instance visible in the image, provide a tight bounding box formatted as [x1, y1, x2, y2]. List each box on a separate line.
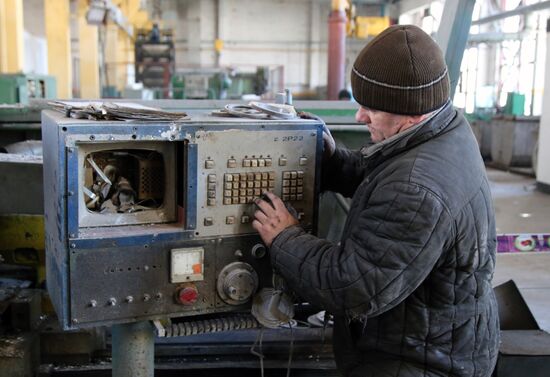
[252, 25, 499, 377]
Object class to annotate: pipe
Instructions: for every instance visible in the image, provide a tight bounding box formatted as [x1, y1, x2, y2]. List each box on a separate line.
[327, 0, 347, 100]
[112, 321, 155, 377]
[471, 0, 550, 25]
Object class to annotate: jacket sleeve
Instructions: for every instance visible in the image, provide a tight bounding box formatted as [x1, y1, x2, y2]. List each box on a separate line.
[321, 147, 366, 197]
[270, 181, 453, 317]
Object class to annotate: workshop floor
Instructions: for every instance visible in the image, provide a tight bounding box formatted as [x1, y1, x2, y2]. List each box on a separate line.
[488, 167, 550, 332]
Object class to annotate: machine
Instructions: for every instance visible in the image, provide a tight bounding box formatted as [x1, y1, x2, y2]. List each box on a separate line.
[42, 108, 323, 330]
[0, 74, 56, 105]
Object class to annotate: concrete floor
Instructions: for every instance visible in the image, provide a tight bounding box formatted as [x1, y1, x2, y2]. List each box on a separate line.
[488, 167, 550, 331]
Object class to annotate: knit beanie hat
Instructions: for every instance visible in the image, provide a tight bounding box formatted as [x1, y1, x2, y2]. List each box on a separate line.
[351, 25, 450, 115]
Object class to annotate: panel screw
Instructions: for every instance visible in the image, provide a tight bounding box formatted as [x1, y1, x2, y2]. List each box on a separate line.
[72, 318, 78, 324]
[144, 265, 149, 271]
[108, 297, 117, 306]
[125, 296, 134, 303]
[89, 300, 97, 307]
[143, 294, 151, 302]
[70, 243, 76, 248]
[155, 293, 163, 300]
[234, 250, 243, 258]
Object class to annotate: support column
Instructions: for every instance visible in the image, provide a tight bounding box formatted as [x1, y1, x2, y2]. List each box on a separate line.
[0, 0, 24, 73]
[536, 18, 550, 193]
[327, 0, 347, 100]
[45, 0, 72, 98]
[112, 321, 155, 377]
[435, 0, 476, 98]
[78, 0, 100, 98]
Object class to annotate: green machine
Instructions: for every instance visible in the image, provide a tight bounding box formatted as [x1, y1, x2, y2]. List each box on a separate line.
[0, 74, 56, 105]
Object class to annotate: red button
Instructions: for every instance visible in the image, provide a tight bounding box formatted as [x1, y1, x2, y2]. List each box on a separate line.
[178, 287, 198, 305]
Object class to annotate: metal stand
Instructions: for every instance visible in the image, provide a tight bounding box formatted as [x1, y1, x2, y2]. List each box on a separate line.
[112, 321, 155, 377]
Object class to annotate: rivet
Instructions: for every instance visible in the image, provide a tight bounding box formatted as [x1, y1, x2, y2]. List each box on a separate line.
[70, 243, 76, 248]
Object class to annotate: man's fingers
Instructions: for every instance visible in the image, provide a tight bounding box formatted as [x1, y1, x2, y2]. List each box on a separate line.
[264, 191, 285, 211]
[254, 209, 268, 223]
[251, 219, 262, 232]
[255, 197, 276, 215]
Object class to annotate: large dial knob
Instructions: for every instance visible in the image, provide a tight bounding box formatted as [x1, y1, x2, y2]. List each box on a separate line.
[216, 262, 259, 305]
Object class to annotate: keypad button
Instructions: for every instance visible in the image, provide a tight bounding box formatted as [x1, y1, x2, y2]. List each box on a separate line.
[204, 217, 214, 226]
[239, 197, 247, 204]
[268, 180, 275, 188]
[297, 171, 304, 178]
[282, 194, 290, 201]
[258, 159, 265, 167]
[207, 198, 216, 206]
[227, 159, 237, 168]
[297, 186, 303, 194]
[225, 174, 233, 182]
[290, 194, 296, 201]
[299, 157, 308, 166]
[279, 157, 287, 166]
[223, 198, 232, 205]
[261, 181, 268, 188]
[207, 190, 216, 198]
[254, 173, 262, 180]
[290, 180, 297, 187]
[226, 216, 235, 224]
[254, 189, 261, 196]
[232, 190, 239, 197]
[240, 181, 247, 188]
[207, 183, 216, 190]
[283, 171, 291, 179]
[224, 190, 232, 197]
[233, 182, 240, 189]
[243, 159, 251, 167]
[268, 171, 276, 180]
[208, 174, 217, 183]
[205, 160, 215, 169]
[254, 181, 261, 188]
[247, 181, 254, 188]
[232, 197, 240, 204]
[282, 180, 290, 187]
[241, 215, 250, 224]
[225, 183, 232, 190]
[251, 159, 258, 167]
[265, 158, 272, 167]
[297, 179, 303, 186]
[296, 194, 303, 201]
[247, 172, 255, 181]
[290, 187, 296, 194]
[247, 189, 253, 196]
[283, 187, 290, 194]
[240, 173, 247, 181]
[290, 171, 298, 179]
[240, 189, 246, 196]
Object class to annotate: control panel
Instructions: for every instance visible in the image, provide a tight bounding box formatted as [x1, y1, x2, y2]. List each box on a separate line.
[42, 109, 322, 330]
[195, 129, 318, 237]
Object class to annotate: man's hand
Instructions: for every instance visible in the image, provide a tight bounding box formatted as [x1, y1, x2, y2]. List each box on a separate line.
[252, 192, 299, 247]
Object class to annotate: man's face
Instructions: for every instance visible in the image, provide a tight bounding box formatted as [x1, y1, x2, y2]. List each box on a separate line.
[355, 106, 416, 143]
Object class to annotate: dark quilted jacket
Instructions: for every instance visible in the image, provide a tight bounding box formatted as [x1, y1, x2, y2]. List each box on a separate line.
[270, 102, 500, 377]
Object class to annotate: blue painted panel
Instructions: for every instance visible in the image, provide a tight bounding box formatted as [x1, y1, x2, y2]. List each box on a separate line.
[186, 144, 198, 230]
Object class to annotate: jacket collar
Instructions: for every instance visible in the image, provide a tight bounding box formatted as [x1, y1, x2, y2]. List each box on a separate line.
[359, 100, 457, 166]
